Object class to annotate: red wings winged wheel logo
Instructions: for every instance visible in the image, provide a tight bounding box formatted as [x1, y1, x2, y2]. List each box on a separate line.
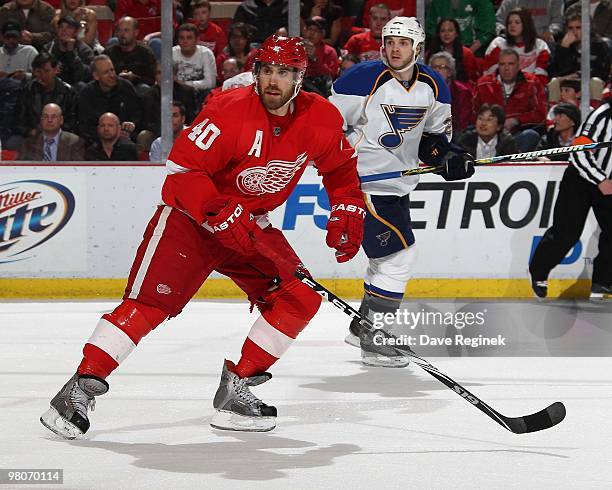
[237, 152, 309, 195]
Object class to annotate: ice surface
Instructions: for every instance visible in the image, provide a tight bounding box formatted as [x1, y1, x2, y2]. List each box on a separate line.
[1, 300, 612, 489]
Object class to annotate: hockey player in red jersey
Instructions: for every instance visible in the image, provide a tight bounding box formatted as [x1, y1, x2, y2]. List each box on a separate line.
[40, 35, 365, 436]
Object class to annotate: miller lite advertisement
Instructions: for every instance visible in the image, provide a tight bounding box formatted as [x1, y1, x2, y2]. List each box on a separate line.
[0, 176, 86, 271]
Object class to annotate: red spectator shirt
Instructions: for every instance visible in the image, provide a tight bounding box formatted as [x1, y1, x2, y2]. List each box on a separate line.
[116, 0, 160, 19]
[460, 46, 481, 84]
[483, 37, 550, 86]
[343, 31, 381, 61]
[189, 20, 227, 57]
[162, 86, 361, 224]
[361, 0, 416, 26]
[306, 43, 340, 78]
[473, 72, 547, 126]
[450, 79, 473, 133]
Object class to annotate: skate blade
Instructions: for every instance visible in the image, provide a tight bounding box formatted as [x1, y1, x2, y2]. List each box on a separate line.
[210, 410, 276, 432]
[344, 333, 360, 348]
[361, 351, 410, 368]
[40, 407, 84, 440]
[589, 292, 611, 302]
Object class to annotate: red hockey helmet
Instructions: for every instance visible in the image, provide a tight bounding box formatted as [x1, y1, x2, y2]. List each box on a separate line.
[253, 34, 308, 105]
[254, 34, 308, 72]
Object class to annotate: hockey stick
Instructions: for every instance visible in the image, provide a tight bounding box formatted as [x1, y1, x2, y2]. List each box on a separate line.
[360, 140, 612, 183]
[252, 229, 565, 433]
[254, 226, 565, 434]
[292, 271, 566, 434]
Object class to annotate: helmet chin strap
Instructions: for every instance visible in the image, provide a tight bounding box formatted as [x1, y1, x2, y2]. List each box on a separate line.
[275, 71, 304, 112]
[287, 71, 304, 104]
[392, 59, 417, 73]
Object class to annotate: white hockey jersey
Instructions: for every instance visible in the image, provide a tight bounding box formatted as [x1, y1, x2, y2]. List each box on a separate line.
[330, 60, 452, 195]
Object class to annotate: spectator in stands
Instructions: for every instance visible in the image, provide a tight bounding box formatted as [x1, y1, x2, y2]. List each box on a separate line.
[0, 20, 38, 80]
[474, 48, 547, 152]
[484, 8, 550, 85]
[537, 102, 580, 159]
[189, 0, 226, 57]
[361, 0, 415, 28]
[173, 22, 216, 99]
[85, 111, 138, 160]
[0, 74, 23, 150]
[203, 57, 244, 101]
[17, 52, 76, 137]
[77, 55, 143, 144]
[343, 3, 390, 61]
[458, 103, 519, 159]
[104, 17, 156, 93]
[215, 22, 256, 81]
[426, 0, 495, 56]
[563, 0, 612, 39]
[52, 0, 101, 53]
[221, 57, 241, 81]
[546, 78, 593, 128]
[116, 0, 161, 20]
[0, 0, 55, 51]
[338, 53, 360, 76]
[426, 17, 480, 84]
[549, 12, 611, 82]
[495, 0, 563, 43]
[44, 15, 93, 87]
[141, 61, 197, 146]
[19, 102, 84, 160]
[148, 101, 186, 161]
[303, 16, 339, 95]
[300, 0, 342, 46]
[429, 51, 472, 135]
[232, 0, 288, 44]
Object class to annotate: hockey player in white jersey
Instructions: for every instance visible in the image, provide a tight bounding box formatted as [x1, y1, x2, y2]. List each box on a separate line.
[330, 17, 475, 367]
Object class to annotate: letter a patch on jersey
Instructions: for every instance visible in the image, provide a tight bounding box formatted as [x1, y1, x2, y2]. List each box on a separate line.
[379, 104, 427, 149]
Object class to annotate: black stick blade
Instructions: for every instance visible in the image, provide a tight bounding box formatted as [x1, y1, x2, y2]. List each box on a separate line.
[504, 402, 566, 434]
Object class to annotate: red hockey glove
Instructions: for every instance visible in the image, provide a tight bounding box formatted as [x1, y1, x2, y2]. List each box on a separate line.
[204, 197, 258, 254]
[326, 197, 366, 263]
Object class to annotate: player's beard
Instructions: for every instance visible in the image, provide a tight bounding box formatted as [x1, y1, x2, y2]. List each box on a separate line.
[260, 85, 294, 111]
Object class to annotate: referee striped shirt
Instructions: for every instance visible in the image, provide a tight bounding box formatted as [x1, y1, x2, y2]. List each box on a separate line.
[571, 100, 612, 184]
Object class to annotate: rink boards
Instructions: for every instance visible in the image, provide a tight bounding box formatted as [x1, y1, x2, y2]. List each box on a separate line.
[0, 162, 600, 298]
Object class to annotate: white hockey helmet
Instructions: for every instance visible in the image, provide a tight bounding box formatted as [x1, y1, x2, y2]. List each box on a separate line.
[381, 16, 426, 72]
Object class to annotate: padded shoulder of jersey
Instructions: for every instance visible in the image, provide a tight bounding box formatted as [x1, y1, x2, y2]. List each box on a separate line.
[332, 60, 390, 96]
[298, 90, 345, 129]
[416, 64, 451, 104]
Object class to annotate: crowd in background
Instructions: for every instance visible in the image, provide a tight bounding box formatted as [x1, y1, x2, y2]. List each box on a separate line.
[0, 0, 611, 161]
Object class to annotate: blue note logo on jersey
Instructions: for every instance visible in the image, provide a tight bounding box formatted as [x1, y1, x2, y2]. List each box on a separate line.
[379, 104, 428, 149]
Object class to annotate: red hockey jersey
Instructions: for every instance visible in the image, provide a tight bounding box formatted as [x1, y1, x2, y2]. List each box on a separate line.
[162, 85, 361, 225]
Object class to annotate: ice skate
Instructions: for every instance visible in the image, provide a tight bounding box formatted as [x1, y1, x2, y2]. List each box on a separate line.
[345, 317, 363, 347]
[210, 360, 277, 432]
[590, 283, 612, 301]
[360, 328, 410, 368]
[40, 373, 109, 439]
[528, 269, 548, 299]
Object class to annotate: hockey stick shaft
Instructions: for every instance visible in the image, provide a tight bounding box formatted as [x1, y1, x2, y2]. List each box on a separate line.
[252, 230, 565, 433]
[294, 272, 514, 430]
[359, 140, 612, 183]
[292, 271, 565, 434]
